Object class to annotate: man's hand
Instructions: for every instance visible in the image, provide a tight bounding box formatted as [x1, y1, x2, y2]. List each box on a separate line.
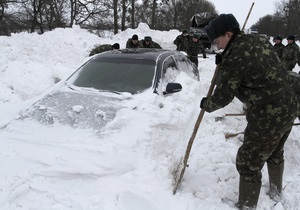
[215, 53, 222, 65]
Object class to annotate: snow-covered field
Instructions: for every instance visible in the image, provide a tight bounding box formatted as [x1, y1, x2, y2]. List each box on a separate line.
[0, 23, 300, 210]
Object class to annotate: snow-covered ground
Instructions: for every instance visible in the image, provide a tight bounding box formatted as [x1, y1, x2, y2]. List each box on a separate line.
[0, 23, 300, 210]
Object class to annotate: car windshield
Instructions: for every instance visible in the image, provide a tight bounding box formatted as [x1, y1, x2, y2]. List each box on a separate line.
[68, 57, 156, 94]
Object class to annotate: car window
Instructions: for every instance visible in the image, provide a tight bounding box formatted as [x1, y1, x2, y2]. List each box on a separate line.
[173, 54, 199, 80]
[67, 57, 156, 94]
[155, 56, 180, 93]
[162, 56, 180, 81]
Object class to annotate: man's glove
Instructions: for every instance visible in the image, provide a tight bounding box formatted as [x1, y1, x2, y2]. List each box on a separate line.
[215, 53, 222, 65]
[203, 54, 207, 59]
[200, 97, 208, 109]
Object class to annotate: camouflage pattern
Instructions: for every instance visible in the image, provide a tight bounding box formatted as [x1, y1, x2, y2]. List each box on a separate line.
[287, 71, 300, 93]
[139, 40, 162, 49]
[126, 38, 140, 48]
[236, 91, 297, 183]
[298, 50, 300, 66]
[202, 32, 300, 183]
[186, 38, 206, 67]
[173, 34, 190, 52]
[89, 44, 112, 56]
[282, 42, 299, 71]
[273, 42, 285, 60]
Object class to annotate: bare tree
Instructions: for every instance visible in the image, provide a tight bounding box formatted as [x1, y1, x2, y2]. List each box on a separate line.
[42, 0, 67, 30]
[121, 0, 126, 31]
[0, 0, 9, 34]
[251, 15, 274, 36]
[69, 0, 77, 26]
[249, 0, 300, 37]
[69, 0, 112, 28]
[113, 0, 118, 34]
[130, 0, 135, 28]
[159, 0, 216, 30]
[27, 0, 44, 33]
[284, 0, 299, 35]
[150, 0, 157, 28]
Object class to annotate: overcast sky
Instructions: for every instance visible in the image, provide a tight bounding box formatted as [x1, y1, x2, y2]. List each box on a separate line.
[211, 0, 279, 28]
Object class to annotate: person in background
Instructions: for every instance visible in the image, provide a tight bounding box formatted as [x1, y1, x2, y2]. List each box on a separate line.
[139, 36, 162, 49]
[273, 35, 285, 60]
[282, 35, 299, 71]
[111, 43, 120, 50]
[173, 29, 190, 52]
[186, 33, 207, 67]
[89, 43, 120, 56]
[201, 13, 299, 209]
[126, 34, 140, 48]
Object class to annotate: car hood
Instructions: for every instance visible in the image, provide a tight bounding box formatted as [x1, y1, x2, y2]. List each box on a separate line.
[21, 86, 132, 130]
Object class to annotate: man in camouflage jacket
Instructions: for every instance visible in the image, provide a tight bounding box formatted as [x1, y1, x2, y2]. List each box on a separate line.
[186, 34, 207, 67]
[202, 14, 300, 209]
[139, 36, 162, 49]
[282, 35, 299, 71]
[273, 35, 285, 60]
[126, 34, 140, 48]
[89, 43, 120, 56]
[173, 29, 190, 52]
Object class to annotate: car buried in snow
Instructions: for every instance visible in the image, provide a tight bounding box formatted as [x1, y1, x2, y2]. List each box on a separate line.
[20, 48, 200, 130]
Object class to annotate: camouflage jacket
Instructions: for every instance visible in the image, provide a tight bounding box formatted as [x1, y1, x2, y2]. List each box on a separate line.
[89, 44, 112, 56]
[186, 39, 206, 57]
[126, 39, 140, 48]
[173, 34, 190, 52]
[282, 42, 299, 71]
[298, 50, 300, 66]
[273, 43, 285, 59]
[202, 32, 292, 113]
[139, 40, 162, 49]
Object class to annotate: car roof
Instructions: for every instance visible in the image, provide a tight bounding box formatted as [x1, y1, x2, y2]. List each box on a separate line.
[86, 48, 191, 93]
[91, 48, 178, 61]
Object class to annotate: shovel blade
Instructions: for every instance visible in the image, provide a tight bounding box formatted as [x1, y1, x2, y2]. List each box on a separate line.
[172, 157, 188, 194]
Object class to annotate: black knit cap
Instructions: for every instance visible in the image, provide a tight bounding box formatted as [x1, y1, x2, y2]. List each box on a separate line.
[274, 35, 282, 41]
[132, 34, 138, 40]
[205, 13, 240, 41]
[111, 43, 120, 49]
[182, 29, 188, 34]
[144, 36, 152, 42]
[192, 33, 200, 39]
[287, 35, 295, 41]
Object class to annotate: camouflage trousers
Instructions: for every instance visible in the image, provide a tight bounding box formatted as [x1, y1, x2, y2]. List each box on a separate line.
[236, 90, 299, 183]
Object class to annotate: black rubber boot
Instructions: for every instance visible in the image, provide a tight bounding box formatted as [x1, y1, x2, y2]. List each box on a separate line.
[267, 162, 284, 202]
[237, 177, 261, 209]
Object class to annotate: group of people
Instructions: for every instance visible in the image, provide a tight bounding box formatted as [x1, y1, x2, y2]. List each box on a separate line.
[273, 35, 300, 71]
[173, 29, 207, 66]
[126, 34, 162, 49]
[89, 35, 162, 56]
[89, 31, 208, 68]
[200, 13, 300, 209]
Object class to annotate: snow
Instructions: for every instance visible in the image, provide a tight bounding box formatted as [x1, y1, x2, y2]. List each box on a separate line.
[1, 23, 300, 210]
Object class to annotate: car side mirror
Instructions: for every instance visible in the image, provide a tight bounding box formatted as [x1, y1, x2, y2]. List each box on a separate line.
[163, 83, 182, 95]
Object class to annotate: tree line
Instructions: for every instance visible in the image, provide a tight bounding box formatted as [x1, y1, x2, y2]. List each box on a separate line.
[0, 0, 299, 39]
[251, 0, 299, 38]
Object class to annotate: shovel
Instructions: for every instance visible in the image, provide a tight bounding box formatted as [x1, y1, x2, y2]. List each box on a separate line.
[172, 63, 221, 194]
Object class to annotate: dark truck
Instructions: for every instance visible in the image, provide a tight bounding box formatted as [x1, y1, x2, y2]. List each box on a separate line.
[189, 12, 217, 50]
